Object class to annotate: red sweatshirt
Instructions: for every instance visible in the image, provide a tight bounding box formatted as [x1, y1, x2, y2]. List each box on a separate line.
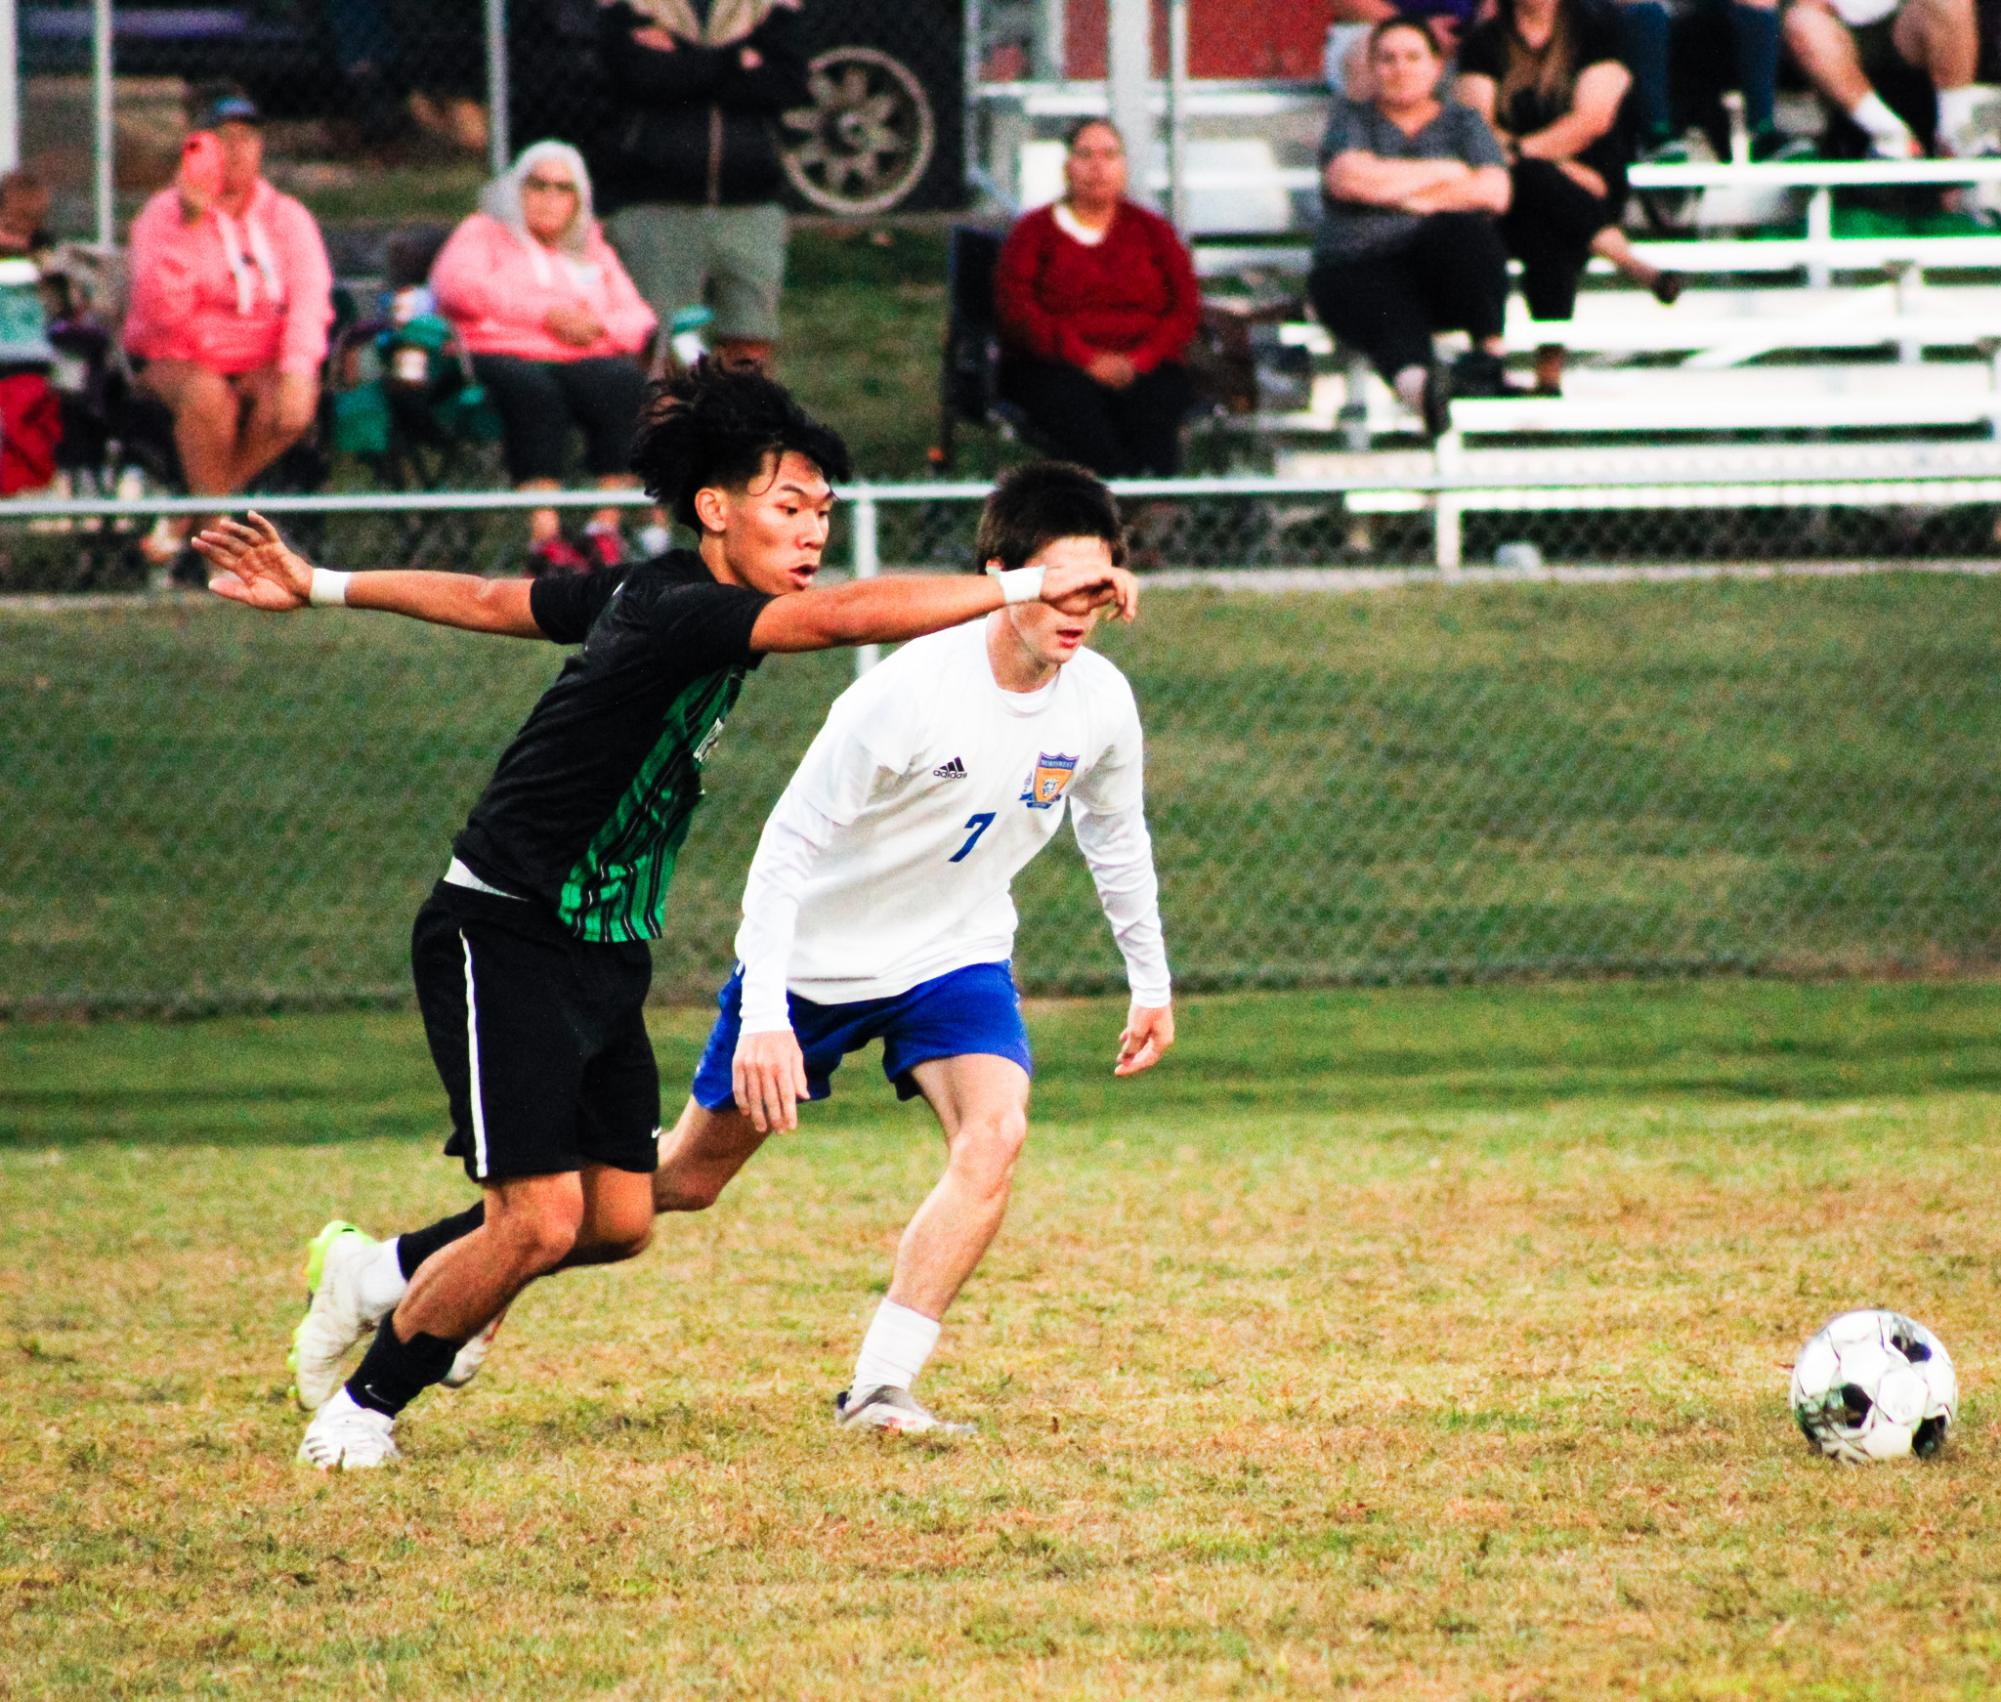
[992, 199, 1200, 374]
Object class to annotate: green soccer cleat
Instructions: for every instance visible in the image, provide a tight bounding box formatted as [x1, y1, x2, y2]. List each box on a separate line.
[289, 1220, 391, 1412]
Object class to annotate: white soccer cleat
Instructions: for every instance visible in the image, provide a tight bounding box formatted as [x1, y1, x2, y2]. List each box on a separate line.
[440, 1308, 508, 1389]
[290, 1220, 392, 1412]
[834, 1384, 975, 1437]
[297, 1390, 400, 1471]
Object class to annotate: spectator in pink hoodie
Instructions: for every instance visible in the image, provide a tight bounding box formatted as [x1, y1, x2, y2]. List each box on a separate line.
[431, 140, 658, 573]
[123, 89, 333, 576]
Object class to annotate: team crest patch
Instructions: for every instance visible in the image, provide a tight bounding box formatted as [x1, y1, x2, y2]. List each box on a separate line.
[1020, 752, 1079, 809]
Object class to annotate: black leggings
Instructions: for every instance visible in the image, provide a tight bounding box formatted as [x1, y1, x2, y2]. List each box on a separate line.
[1307, 212, 1509, 384]
[997, 358, 1195, 478]
[469, 353, 649, 485]
[1502, 159, 1620, 326]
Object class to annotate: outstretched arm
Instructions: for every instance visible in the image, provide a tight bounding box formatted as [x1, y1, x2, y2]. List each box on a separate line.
[195, 513, 544, 637]
[748, 560, 1140, 654]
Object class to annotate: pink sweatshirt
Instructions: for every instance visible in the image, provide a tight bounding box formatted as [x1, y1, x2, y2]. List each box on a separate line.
[123, 180, 333, 375]
[430, 212, 657, 363]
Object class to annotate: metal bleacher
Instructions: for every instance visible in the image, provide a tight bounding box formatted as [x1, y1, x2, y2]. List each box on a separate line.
[1197, 154, 2001, 551]
[981, 83, 2001, 564]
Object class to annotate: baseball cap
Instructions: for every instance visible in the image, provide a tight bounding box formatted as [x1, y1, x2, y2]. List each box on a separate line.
[199, 89, 263, 129]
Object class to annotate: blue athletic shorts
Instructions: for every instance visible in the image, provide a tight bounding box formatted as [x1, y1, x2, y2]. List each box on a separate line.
[690, 960, 1033, 1112]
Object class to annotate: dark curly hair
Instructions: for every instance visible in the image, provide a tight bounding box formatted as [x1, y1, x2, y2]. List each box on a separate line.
[973, 460, 1127, 572]
[630, 362, 853, 532]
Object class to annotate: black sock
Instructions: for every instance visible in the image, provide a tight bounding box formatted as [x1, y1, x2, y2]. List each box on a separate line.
[394, 1202, 487, 1280]
[345, 1316, 464, 1417]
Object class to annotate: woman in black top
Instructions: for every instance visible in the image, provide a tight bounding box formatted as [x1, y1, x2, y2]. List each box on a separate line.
[1458, 0, 1679, 395]
[1308, 18, 1514, 436]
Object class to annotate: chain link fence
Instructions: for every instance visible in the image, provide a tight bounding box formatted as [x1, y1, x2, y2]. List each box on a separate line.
[5, 485, 1999, 1018]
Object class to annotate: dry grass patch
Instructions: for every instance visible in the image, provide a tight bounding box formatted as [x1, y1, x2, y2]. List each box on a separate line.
[3, 982, 1999, 1698]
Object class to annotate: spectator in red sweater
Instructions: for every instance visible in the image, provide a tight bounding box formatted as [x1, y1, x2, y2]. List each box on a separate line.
[992, 119, 1201, 478]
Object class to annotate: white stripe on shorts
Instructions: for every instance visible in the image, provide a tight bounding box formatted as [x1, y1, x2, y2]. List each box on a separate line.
[460, 930, 489, 1180]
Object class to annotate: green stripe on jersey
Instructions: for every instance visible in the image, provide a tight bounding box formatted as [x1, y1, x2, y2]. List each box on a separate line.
[557, 668, 747, 942]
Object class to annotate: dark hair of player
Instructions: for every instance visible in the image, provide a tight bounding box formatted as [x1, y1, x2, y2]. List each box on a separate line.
[973, 460, 1128, 572]
[629, 361, 854, 532]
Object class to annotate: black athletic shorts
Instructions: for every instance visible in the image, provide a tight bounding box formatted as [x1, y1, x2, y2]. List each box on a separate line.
[410, 881, 661, 1183]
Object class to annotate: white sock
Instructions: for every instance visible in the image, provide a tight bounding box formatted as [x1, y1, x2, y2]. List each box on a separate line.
[1850, 91, 1915, 148]
[358, 1238, 409, 1316]
[851, 1299, 941, 1393]
[1935, 85, 1984, 150]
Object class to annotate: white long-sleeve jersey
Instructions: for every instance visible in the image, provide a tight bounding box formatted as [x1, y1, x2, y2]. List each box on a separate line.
[734, 618, 1171, 1031]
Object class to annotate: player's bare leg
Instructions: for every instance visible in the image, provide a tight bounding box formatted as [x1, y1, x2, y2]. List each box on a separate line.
[436, 1161, 658, 1387]
[652, 1097, 770, 1212]
[838, 1053, 1029, 1437]
[299, 1168, 652, 1468]
[893, 1054, 1031, 1316]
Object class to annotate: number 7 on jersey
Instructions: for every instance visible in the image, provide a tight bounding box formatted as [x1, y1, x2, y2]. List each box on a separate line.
[949, 812, 996, 863]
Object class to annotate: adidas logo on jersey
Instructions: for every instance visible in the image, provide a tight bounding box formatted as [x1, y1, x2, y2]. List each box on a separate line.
[932, 756, 969, 780]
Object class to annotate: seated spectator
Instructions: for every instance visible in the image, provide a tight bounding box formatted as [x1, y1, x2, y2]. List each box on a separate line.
[1617, 0, 1811, 161]
[430, 140, 657, 572]
[121, 88, 333, 576]
[1325, 0, 1481, 99]
[992, 118, 1201, 477]
[1308, 18, 1513, 436]
[0, 169, 53, 258]
[1784, 0, 1981, 158]
[1458, 0, 1646, 394]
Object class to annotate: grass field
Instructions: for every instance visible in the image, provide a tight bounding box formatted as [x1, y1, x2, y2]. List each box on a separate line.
[4, 979, 1999, 1699]
[6, 572, 1998, 1016]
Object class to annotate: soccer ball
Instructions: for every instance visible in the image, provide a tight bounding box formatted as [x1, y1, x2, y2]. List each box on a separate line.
[1790, 1309, 1957, 1463]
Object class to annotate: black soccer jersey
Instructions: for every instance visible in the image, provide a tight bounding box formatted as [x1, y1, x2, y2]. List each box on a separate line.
[451, 551, 773, 943]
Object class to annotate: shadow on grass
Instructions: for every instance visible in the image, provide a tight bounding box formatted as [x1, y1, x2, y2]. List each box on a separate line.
[5, 980, 1998, 1151]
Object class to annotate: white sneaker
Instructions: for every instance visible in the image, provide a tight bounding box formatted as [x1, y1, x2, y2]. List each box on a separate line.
[440, 1308, 507, 1389]
[297, 1390, 400, 1470]
[290, 1220, 391, 1411]
[834, 1385, 975, 1437]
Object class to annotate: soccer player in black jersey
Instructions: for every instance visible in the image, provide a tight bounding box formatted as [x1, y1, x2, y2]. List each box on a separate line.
[195, 366, 1140, 1469]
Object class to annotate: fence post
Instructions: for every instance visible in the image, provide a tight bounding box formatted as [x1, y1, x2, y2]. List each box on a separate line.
[91, 0, 113, 248]
[1433, 437, 1463, 574]
[853, 491, 881, 676]
[486, 0, 511, 179]
[0, 0, 19, 173]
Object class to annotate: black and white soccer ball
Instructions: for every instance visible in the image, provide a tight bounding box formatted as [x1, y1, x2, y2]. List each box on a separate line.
[1790, 1309, 1957, 1463]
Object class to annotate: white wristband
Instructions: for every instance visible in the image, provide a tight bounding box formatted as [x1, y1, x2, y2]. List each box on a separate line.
[308, 568, 351, 608]
[986, 564, 1047, 606]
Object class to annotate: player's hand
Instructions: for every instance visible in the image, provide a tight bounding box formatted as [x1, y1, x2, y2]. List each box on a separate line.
[1114, 1003, 1175, 1077]
[1040, 561, 1140, 622]
[194, 511, 313, 611]
[632, 24, 677, 50]
[733, 1028, 809, 1133]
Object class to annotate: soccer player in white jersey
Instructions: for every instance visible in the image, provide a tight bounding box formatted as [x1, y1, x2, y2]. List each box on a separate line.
[655, 459, 1174, 1434]
[240, 458, 1169, 1441]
